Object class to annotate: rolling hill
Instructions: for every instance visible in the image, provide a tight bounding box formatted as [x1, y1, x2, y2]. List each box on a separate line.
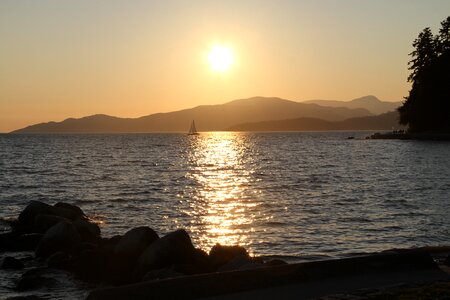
[304, 95, 401, 115]
[228, 111, 403, 132]
[12, 97, 372, 133]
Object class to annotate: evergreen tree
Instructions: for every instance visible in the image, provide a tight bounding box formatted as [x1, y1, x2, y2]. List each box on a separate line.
[407, 27, 437, 83]
[437, 16, 450, 54]
[398, 17, 450, 133]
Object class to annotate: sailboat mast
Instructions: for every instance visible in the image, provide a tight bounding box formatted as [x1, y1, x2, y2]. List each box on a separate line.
[188, 120, 198, 135]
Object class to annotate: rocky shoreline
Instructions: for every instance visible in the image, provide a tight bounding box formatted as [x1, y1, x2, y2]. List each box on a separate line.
[0, 201, 284, 299]
[2, 201, 450, 300]
[367, 131, 450, 140]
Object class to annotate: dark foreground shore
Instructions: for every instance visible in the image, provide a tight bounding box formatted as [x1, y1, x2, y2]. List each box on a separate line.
[1, 201, 450, 299]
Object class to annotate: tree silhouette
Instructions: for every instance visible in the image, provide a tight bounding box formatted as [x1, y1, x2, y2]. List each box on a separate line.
[437, 16, 450, 54]
[398, 16, 450, 133]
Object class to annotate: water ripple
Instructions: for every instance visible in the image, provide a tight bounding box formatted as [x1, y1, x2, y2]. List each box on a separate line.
[0, 132, 449, 259]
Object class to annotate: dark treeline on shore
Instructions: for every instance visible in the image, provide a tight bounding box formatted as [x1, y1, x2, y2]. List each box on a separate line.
[398, 16, 450, 133]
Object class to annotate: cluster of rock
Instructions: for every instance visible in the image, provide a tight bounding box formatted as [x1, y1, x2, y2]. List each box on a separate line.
[366, 131, 411, 140]
[1, 201, 282, 291]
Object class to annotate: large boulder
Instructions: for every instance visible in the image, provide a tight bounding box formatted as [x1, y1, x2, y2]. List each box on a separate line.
[114, 226, 159, 258]
[103, 228, 158, 285]
[17, 201, 56, 232]
[35, 221, 82, 258]
[16, 201, 87, 234]
[34, 214, 69, 234]
[209, 244, 250, 270]
[47, 251, 71, 269]
[218, 256, 264, 272]
[136, 229, 197, 279]
[53, 202, 86, 221]
[73, 219, 101, 242]
[71, 249, 110, 283]
[99, 235, 122, 253]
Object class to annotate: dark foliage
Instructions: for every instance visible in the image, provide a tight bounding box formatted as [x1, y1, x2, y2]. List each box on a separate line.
[398, 16, 450, 132]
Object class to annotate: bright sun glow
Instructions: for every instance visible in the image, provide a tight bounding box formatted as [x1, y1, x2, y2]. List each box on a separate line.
[208, 45, 234, 72]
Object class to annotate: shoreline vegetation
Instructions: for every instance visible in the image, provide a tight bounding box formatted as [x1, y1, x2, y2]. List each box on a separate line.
[397, 16, 450, 135]
[366, 16, 450, 144]
[1, 201, 450, 299]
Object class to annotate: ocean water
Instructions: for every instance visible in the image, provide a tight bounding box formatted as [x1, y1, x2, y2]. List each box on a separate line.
[1, 132, 450, 257]
[1, 132, 450, 298]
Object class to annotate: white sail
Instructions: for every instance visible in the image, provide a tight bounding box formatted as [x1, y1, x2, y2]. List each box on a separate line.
[188, 120, 199, 135]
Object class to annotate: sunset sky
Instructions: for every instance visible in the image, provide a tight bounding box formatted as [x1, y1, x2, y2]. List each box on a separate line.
[1, 1, 450, 132]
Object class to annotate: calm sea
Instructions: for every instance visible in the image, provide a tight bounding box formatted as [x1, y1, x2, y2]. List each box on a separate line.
[1, 132, 450, 259]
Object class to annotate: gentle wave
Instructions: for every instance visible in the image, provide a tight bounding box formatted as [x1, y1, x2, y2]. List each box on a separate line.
[1, 132, 449, 258]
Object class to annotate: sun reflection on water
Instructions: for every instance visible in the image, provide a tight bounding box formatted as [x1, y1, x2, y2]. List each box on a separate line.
[184, 132, 261, 253]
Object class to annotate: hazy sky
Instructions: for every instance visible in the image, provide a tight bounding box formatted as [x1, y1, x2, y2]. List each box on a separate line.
[1, 1, 450, 132]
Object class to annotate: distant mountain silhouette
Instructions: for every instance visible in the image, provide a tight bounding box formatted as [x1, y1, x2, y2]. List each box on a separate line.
[11, 97, 372, 133]
[228, 111, 403, 131]
[304, 95, 401, 115]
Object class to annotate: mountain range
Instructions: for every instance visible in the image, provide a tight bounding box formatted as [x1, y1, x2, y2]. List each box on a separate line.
[304, 95, 402, 115]
[12, 95, 402, 133]
[229, 111, 403, 131]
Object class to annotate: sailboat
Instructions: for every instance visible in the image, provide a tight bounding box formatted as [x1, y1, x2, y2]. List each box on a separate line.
[188, 120, 199, 135]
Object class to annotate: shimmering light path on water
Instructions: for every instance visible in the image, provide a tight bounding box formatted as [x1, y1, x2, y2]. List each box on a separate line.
[1, 132, 450, 260]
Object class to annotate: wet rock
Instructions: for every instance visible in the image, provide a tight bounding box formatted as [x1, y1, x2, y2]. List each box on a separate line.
[0, 232, 43, 252]
[209, 244, 249, 270]
[15, 233, 44, 251]
[35, 221, 82, 258]
[53, 202, 86, 221]
[218, 256, 263, 272]
[47, 251, 71, 269]
[105, 227, 158, 285]
[0, 232, 17, 251]
[114, 226, 159, 258]
[136, 229, 197, 279]
[79, 242, 98, 253]
[1, 256, 24, 269]
[71, 249, 109, 283]
[105, 256, 134, 285]
[13, 234, 43, 251]
[142, 267, 184, 282]
[98, 235, 122, 254]
[194, 248, 212, 272]
[16, 201, 86, 234]
[34, 214, 69, 234]
[265, 258, 288, 266]
[104, 235, 122, 246]
[445, 254, 450, 266]
[18, 201, 55, 233]
[73, 219, 101, 242]
[16, 268, 58, 291]
[6, 296, 45, 300]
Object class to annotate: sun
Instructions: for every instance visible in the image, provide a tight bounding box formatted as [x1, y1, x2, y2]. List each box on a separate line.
[208, 45, 234, 72]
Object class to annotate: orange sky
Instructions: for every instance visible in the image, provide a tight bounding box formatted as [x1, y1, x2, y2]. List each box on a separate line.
[1, 1, 450, 132]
